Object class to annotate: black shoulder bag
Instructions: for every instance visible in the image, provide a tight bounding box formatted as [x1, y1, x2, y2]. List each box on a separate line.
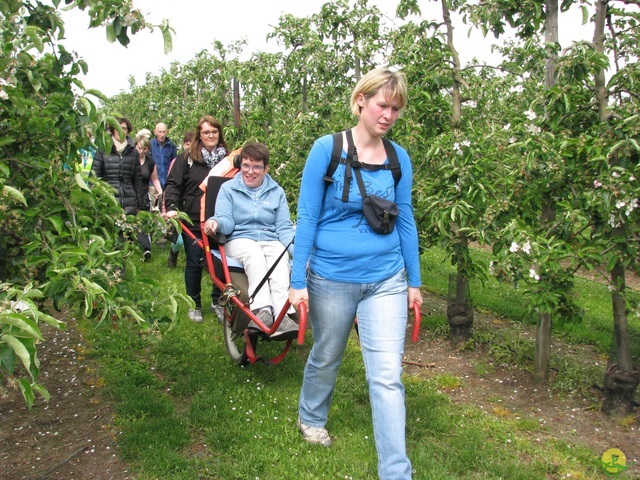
[345, 130, 399, 235]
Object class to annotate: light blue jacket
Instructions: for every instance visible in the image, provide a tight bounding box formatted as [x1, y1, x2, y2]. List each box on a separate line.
[210, 172, 295, 254]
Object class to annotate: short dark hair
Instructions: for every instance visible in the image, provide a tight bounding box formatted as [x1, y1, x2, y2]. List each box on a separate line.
[241, 142, 269, 166]
[109, 117, 132, 136]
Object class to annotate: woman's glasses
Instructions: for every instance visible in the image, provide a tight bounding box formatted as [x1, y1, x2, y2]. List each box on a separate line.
[241, 164, 265, 172]
[201, 129, 219, 137]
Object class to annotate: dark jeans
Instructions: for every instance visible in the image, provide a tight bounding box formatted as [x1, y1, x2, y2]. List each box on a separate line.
[137, 231, 152, 252]
[182, 231, 219, 309]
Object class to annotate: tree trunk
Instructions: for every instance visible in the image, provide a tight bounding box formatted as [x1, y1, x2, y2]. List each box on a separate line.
[233, 77, 241, 133]
[590, 0, 639, 413]
[534, 0, 559, 382]
[602, 262, 640, 413]
[447, 232, 473, 348]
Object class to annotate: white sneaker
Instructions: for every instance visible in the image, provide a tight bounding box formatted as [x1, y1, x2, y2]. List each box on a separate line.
[297, 419, 332, 447]
[211, 302, 224, 322]
[188, 308, 203, 323]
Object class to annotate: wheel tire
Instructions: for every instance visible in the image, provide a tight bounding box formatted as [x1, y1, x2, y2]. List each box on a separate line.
[223, 311, 252, 365]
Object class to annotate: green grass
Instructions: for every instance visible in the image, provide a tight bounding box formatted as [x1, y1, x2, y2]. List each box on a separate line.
[75, 243, 629, 479]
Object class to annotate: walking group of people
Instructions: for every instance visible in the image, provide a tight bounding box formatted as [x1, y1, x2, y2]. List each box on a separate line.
[90, 68, 424, 480]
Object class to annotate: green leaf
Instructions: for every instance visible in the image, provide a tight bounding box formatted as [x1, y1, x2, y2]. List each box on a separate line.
[0, 136, 16, 147]
[121, 306, 146, 324]
[17, 378, 35, 409]
[80, 277, 107, 295]
[25, 26, 44, 53]
[160, 19, 173, 54]
[1, 334, 32, 374]
[48, 216, 63, 235]
[85, 89, 109, 103]
[0, 344, 16, 375]
[106, 24, 116, 43]
[25, 69, 41, 92]
[2, 185, 27, 205]
[1, 313, 43, 340]
[31, 383, 51, 403]
[75, 173, 91, 192]
[581, 5, 589, 25]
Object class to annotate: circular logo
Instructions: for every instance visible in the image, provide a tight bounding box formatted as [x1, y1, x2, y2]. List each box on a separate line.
[601, 448, 628, 476]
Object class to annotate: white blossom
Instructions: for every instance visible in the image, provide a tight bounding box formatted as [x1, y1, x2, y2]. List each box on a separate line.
[612, 171, 620, 178]
[461, 140, 471, 148]
[0, 89, 8, 101]
[593, 180, 602, 188]
[509, 137, 517, 144]
[529, 268, 540, 281]
[522, 241, 532, 254]
[609, 214, 620, 228]
[630, 176, 636, 181]
[616, 200, 626, 209]
[503, 123, 511, 131]
[526, 124, 541, 134]
[524, 110, 537, 121]
[625, 198, 639, 216]
[509, 241, 520, 253]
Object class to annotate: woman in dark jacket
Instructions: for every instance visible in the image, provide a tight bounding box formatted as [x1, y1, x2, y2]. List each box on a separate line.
[92, 117, 150, 257]
[164, 115, 228, 322]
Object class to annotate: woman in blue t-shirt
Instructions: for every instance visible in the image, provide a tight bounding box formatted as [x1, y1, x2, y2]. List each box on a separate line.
[288, 68, 423, 480]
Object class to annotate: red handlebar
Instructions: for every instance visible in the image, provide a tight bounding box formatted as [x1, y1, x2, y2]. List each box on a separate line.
[411, 302, 421, 343]
[297, 302, 308, 345]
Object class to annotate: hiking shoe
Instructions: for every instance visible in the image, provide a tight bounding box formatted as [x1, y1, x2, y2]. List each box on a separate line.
[270, 315, 299, 341]
[297, 419, 332, 447]
[167, 249, 179, 268]
[188, 308, 203, 323]
[211, 302, 224, 323]
[247, 308, 273, 332]
[143, 250, 152, 262]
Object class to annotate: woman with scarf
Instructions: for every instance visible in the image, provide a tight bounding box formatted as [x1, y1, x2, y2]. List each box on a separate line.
[92, 117, 150, 258]
[164, 116, 229, 322]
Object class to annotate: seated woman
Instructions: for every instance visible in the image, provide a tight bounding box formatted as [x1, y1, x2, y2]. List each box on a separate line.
[203, 142, 298, 341]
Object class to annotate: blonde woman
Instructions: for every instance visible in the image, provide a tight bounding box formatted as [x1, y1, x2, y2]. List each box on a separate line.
[288, 69, 423, 479]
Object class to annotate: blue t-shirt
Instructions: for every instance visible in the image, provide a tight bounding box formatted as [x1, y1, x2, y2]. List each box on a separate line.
[291, 133, 421, 289]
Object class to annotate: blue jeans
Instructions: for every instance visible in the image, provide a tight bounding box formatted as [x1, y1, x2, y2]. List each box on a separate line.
[182, 231, 218, 309]
[299, 269, 411, 480]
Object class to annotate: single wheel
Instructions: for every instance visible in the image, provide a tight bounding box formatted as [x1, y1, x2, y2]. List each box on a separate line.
[223, 310, 259, 365]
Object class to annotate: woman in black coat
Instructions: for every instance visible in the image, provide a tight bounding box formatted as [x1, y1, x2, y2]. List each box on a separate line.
[164, 115, 228, 322]
[92, 117, 151, 258]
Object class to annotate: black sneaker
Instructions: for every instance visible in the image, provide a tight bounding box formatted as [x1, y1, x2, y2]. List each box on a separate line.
[168, 249, 178, 268]
[270, 315, 299, 341]
[143, 250, 152, 262]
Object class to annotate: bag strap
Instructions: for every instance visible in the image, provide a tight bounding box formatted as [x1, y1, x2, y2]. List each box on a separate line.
[247, 237, 295, 306]
[324, 130, 401, 202]
[345, 130, 369, 201]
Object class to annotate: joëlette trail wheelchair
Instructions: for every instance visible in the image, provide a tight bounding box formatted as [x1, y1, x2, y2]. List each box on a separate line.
[178, 165, 308, 366]
[178, 160, 421, 366]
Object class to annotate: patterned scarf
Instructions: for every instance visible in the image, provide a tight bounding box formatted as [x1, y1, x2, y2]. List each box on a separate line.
[201, 146, 227, 169]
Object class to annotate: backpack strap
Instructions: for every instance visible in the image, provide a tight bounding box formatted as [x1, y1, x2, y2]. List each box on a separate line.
[382, 138, 401, 186]
[324, 130, 402, 202]
[323, 132, 344, 184]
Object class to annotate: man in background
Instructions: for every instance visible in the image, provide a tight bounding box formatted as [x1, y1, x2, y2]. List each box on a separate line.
[151, 122, 177, 193]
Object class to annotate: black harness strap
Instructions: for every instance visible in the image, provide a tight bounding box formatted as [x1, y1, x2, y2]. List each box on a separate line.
[247, 237, 295, 306]
[323, 130, 401, 202]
